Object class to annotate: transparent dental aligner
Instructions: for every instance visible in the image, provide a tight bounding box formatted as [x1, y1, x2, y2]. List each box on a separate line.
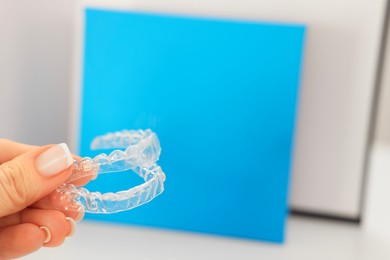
[51, 129, 166, 214]
[67, 129, 161, 183]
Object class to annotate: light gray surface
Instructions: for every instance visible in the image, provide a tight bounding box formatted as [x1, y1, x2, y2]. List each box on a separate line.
[22, 216, 390, 260]
[363, 144, 390, 239]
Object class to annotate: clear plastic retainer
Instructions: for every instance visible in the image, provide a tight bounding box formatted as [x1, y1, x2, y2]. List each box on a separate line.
[51, 129, 166, 214]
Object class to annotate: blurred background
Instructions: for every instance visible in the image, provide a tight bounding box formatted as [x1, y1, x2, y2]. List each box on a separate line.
[1, 0, 390, 259]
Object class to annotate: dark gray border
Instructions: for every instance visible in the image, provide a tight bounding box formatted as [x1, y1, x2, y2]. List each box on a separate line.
[290, 210, 360, 224]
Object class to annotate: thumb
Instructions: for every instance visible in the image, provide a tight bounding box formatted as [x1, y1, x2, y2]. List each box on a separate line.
[0, 143, 73, 217]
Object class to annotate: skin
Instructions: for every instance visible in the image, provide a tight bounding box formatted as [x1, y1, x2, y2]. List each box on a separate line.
[0, 139, 93, 259]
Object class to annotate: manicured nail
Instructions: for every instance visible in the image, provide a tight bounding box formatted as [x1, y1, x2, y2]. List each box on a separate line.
[40, 226, 52, 244]
[36, 143, 73, 177]
[65, 217, 76, 237]
[75, 209, 85, 222]
[91, 171, 98, 180]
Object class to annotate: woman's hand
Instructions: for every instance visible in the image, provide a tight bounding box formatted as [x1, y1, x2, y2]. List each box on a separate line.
[0, 139, 91, 259]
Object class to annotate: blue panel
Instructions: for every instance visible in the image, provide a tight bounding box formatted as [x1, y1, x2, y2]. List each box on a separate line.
[80, 9, 305, 243]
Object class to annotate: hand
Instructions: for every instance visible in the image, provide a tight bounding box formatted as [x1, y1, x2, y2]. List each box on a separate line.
[0, 139, 92, 259]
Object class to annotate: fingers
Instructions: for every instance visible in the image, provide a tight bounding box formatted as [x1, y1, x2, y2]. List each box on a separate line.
[0, 208, 75, 245]
[0, 139, 36, 164]
[0, 144, 73, 218]
[20, 208, 75, 247]
[0, 139, 93, 220]
[0, 207, 81, 229]
[0, 208, 77, 258]
[0, 139, 89, 186]
[0, 223, 46, 259]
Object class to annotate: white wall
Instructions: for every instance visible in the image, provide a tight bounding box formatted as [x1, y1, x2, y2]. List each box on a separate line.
[0, 0, 75, 145]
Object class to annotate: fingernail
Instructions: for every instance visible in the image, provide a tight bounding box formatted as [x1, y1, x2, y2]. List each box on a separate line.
[40, 226, 52, 244]
[65, 217, 76, 237]
[91, 171, 98, 180]
[75, 209, 85, 222]
[36, 143, 73, 177]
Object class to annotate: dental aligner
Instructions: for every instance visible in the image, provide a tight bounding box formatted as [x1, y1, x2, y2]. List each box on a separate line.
[68, 129, 161, 182]
[52, 129, 166, 214]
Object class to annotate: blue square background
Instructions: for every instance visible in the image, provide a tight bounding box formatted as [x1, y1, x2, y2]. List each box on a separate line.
[80, 9, 305, 243]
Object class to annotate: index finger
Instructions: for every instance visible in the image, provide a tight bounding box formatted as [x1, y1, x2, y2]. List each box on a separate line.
[0, 139, 37, 164]
[0, 139, 93, 185]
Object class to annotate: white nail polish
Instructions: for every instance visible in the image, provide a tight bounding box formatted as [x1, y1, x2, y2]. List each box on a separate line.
[40, 226, 52, 244]
[65, 217, 76, 237]
[75, 209, 85, 222]
[36, 143, 73, 177]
